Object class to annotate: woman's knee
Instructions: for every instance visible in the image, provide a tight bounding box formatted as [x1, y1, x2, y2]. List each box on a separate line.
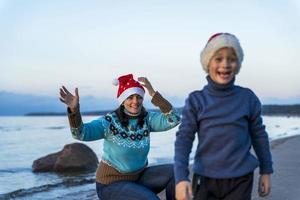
[96, 181, 159, 200]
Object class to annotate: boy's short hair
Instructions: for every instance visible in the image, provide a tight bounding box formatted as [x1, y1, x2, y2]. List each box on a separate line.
[200, 33, 244, 73]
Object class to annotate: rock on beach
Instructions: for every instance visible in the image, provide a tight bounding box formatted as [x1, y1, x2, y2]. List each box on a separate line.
[32, 143, 99, 173]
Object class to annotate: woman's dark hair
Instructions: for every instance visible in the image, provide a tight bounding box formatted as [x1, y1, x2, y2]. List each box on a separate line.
[114, 105, 148, 128]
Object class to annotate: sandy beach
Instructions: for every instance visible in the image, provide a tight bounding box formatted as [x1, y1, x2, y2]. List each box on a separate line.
[251, 135, 300, 200]
[158, 135, 300, 200]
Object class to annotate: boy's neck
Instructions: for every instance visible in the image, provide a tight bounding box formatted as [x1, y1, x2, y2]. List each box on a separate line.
[206, 75, 235, 91]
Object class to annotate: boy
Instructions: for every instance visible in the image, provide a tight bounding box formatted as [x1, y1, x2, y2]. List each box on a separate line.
[174, 33, 273, 200]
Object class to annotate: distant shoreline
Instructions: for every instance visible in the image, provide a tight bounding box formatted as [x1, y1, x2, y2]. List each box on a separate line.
[24, 104, 300, 116]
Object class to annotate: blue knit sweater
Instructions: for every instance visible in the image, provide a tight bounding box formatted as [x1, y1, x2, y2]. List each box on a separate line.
[174, 76, 273, 184]
[71, 109, 180, 173]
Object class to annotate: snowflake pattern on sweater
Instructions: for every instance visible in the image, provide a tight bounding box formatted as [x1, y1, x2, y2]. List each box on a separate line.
[103, 113, 150, 149]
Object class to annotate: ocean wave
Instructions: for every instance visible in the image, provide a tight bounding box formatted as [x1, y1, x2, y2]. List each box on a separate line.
[0, 125, 67, 133]
[0, 178, 95, 199]
[45, 126, 66, 130]
[0, 126, 22, 132]
[0, 167, 31, 173]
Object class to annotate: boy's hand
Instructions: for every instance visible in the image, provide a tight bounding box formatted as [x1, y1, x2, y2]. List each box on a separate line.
[258, 174, 271, 197]
[176, 181, 193, 200]
[138, 77, 156, 97]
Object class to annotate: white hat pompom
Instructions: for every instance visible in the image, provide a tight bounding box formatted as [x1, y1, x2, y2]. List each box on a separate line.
[112, 78, 119, 86]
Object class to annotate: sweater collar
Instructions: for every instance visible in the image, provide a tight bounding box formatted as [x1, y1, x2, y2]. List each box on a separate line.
[205, 75, 236, 95]
[124, 108, 141, 119]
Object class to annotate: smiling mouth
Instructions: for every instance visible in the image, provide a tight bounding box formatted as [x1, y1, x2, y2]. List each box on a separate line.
[129, 106, 141, 111]
[218, 71, 232, 78]
[130, 105, 140, 108]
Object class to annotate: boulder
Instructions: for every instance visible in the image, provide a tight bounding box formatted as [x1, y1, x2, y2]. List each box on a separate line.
[32, 143, 99, 173]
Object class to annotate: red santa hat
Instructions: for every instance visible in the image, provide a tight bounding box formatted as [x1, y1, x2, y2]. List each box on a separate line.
[200, 33, 244, 74]
[112, 74, 145, 105]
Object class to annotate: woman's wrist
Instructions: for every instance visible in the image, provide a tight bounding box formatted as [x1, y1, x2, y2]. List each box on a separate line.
[151, 92, 172, 113]
[149, 90, 156, 97]
[70, 107, 78, 113]
[67, 105, 82, 128]
[68, 105, 79, 114]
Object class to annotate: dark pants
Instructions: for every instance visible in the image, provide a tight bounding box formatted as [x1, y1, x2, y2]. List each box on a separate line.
[96, 164, 175, 200]
[192, 172, 254, 200]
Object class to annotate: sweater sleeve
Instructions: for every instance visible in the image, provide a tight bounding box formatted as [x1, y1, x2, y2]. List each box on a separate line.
[174, 93, 199, 184]
[151, 91, 172, 114]
[147, 109, 180, 132]
[147, 91, 180, 132]
[249, 93, 273, 174]
[68, 107, 108, 141]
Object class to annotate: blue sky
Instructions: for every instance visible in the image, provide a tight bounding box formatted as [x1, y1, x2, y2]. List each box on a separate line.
[1, 0, 300, 105]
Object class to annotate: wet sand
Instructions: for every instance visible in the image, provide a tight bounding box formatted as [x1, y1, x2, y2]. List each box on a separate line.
[251, 135, 300, 200]
[158, 135, 300, 200]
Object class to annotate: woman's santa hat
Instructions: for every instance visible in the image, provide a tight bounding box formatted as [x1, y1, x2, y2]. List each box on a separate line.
[112, 74, 145, 105]
[200, 33, 244, 74]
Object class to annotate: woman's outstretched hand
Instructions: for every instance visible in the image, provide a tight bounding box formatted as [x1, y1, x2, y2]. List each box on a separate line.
[59, 86, 79, 113]
[138, 77, 156, 97]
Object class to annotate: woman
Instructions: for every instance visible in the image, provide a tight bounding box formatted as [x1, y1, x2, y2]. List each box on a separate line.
[59, 74, 180, 200]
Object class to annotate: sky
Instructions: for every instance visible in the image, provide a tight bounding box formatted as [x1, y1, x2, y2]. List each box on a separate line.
[1, 0, 300, 106]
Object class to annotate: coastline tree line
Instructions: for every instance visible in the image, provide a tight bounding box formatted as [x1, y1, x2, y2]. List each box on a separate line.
[26, 104, 300, 117]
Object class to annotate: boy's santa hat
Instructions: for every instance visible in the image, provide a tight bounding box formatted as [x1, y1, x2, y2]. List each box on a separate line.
[112, 74, 145, 105]
[200, 33, 244, 74]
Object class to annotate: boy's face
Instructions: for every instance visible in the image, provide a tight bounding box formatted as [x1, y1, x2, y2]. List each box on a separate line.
[208, 47, 238, 85]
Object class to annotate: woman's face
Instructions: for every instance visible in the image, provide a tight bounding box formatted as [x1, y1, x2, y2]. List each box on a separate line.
[123, 94, 143, 114]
